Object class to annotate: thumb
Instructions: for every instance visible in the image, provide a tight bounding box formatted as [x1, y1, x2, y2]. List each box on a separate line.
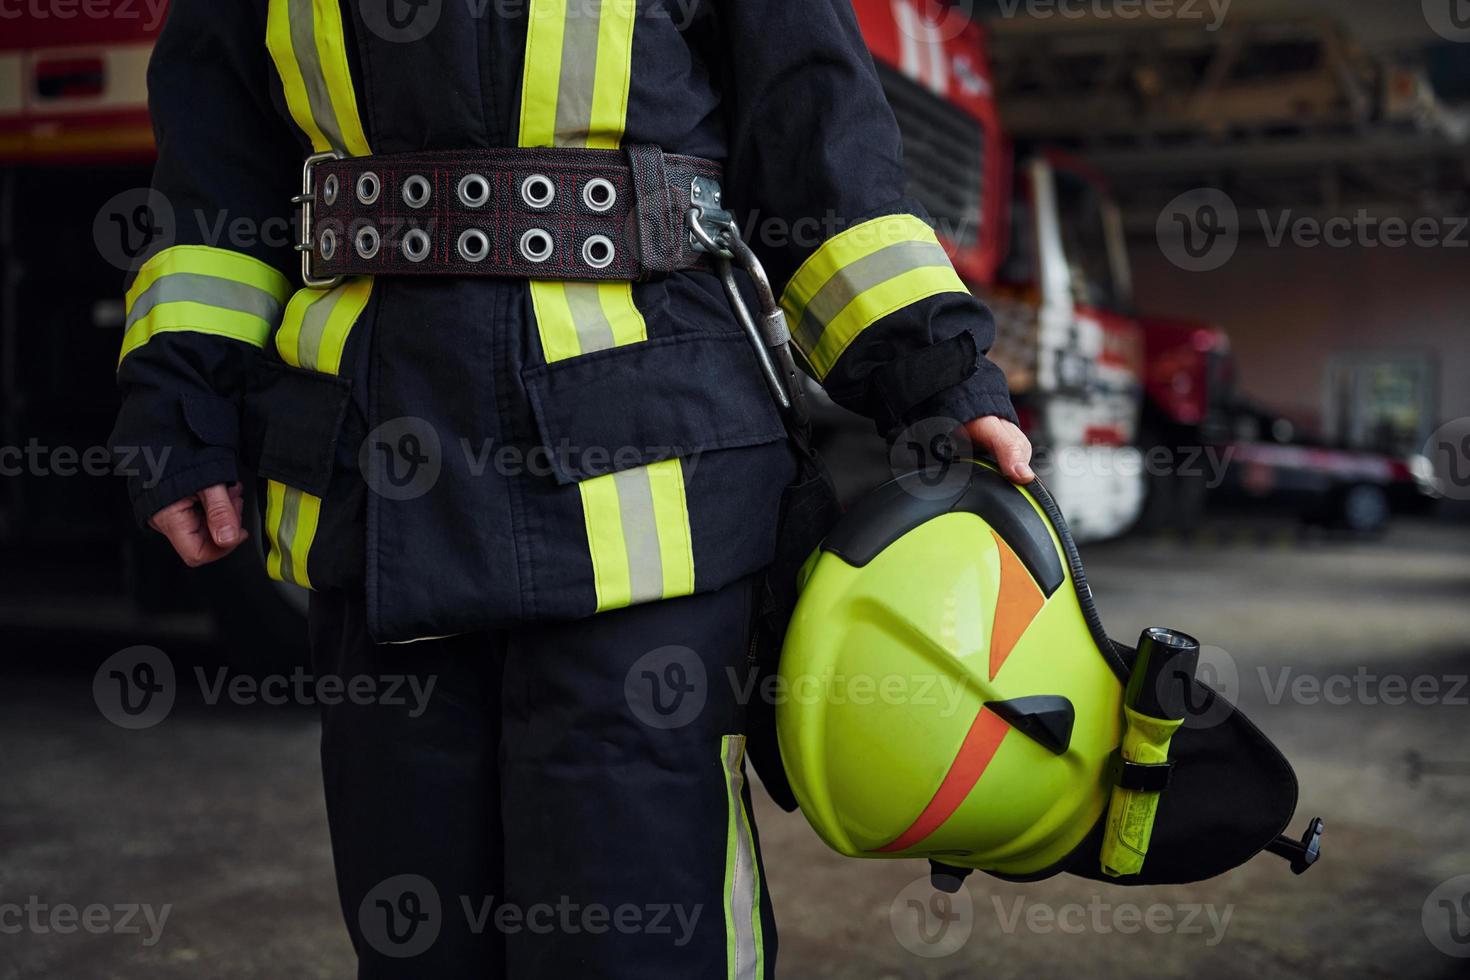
[198, 483, 244, 547]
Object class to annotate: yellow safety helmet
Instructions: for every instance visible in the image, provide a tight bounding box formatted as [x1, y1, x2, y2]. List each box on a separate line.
[776, 459, 1321, 886]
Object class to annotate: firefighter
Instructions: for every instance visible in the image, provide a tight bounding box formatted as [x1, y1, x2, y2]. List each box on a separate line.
[111, 1, 1032, 976]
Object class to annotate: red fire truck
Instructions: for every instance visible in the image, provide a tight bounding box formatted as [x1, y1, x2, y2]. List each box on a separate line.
[848, 0, 1150, 541]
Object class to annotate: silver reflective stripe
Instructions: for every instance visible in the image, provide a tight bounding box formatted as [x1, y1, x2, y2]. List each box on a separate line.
[124, 273, 284, 333]
[723, 735, 760, 980]
[555, 1, 602, 145]
[288, 0, 348, 154]
[613, 466, 663, 604]
[562, 281, 618, 355]
[295, 286, 345, 372]
[792, 239, 954, 353]
[277, 485, 303, 585]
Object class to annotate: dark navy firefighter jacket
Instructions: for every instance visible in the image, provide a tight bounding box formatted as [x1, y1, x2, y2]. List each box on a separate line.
[110, 0, 1017, 641]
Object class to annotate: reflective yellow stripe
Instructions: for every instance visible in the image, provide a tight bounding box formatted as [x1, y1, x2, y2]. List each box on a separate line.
[520, 0, 647, 366]
[587, 0, 637, 150]
[119, 246, 291, 366]
[579, 469, 633, 611]
[528, 280, 648, 364]
[579, 458, 694, 613]
[266, 0, 371, 156]
[648, 458, 695, 599]
[264, 479, 286, 582]
[779, 215, 969, 380]
[526, 281, 580, 362]
[264, 480, 320, 590]
[722, 735, 764, 980]
[266, 279, 374, 590]
[518, 0, 568, 148]
[120, 304, 278, 365]
[276, 278, 374, 374]
[519, 1, 683, 610]
[125, 246, 290, 309]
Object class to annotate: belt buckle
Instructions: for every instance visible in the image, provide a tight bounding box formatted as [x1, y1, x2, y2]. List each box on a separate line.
[293, 150, 344, 289]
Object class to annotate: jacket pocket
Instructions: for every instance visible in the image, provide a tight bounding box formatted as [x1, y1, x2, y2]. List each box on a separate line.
[241, 359, 353, 497]
[522, 331, 787, 484]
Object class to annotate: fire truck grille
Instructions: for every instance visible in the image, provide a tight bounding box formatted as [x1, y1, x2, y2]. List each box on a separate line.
[875, 64, 985, 251]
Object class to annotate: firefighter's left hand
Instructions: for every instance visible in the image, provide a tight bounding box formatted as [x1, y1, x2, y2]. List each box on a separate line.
[964, 416, 1035, 485]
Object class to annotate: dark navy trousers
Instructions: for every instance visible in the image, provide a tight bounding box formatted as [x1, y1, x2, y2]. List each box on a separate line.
[308, 578, 777, 979]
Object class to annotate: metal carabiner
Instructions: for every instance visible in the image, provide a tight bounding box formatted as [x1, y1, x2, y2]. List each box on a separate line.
[687, 208, 810, 433]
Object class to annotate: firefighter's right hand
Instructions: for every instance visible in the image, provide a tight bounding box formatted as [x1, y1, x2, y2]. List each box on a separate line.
[150, 483, 249, 567]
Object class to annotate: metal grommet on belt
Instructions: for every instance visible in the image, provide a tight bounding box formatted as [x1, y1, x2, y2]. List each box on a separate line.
[520, 174, 556, 209]
[402, 174, 432, 209]
[457, 173, 490, 209]
[356, 171, 380, 205]
[581, 234, 615, 269]
[319, 227, 337, 261]
[457, 228, 490, 263]
[401, 228, 432, 263]
[322, 173, 339, 206]
[355, 224, 381, 260]
[520, 228, 554, 263]
[582, 177, 616, 213]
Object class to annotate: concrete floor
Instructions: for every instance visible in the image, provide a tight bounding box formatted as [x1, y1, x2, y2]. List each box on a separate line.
[4, 518, 1469, 979]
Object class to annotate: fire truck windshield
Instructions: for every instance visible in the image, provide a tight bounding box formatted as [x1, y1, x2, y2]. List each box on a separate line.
[1054, 168, 1124, 313]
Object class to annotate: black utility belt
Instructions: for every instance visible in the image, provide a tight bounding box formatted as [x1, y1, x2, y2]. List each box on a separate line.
[294, 145, 725, 288]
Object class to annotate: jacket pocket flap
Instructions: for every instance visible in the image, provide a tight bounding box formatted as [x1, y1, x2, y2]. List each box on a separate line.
[242, 360, 352, 498]
[523, 332, 787, 486]
[180, 393, 241, 450]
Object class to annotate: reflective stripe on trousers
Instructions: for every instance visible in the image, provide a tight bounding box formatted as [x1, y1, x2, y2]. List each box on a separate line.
[721, 735, 765, 980]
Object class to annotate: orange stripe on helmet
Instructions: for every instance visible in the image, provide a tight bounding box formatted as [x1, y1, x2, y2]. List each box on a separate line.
[988, 529, 1046, 680]
[874, 707, 1011, 853]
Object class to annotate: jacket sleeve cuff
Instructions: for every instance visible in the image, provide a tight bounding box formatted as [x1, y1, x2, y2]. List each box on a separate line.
[128, 454, 240, 527]
[113, 390, 244, 526]
[907, 356, 1019, 430]
[866, 331, 1019, 435]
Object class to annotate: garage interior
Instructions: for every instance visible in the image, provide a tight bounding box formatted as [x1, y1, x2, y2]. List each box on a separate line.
[3, 2, 1469, 979]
